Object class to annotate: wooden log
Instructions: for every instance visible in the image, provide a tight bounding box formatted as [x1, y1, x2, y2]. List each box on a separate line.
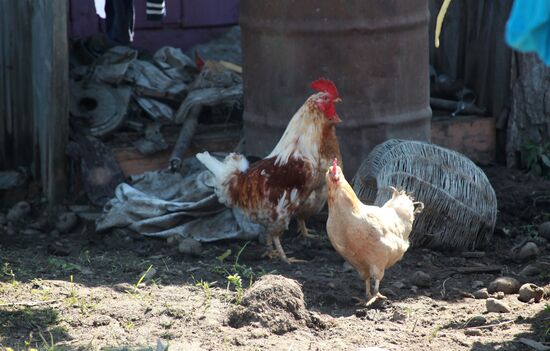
[169, 107, 200, 171]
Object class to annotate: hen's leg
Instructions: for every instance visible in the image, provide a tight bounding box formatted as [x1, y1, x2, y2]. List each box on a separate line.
[272, 235, 306, 264]
[353, 272, 371, 305]
[366, 267, 387, 306]
[371, 266, 386, 299]
[297, 218, 318, 239]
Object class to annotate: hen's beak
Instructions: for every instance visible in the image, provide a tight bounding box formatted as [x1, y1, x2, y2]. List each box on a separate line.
[334, 97, 342, 103]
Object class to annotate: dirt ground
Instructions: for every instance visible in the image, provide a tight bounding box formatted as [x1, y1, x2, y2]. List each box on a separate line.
[0, 165, 549, 350]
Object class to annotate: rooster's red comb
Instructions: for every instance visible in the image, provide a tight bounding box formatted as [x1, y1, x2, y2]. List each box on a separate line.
[310, 78, 339, 99]
[331, 158, 338, 175]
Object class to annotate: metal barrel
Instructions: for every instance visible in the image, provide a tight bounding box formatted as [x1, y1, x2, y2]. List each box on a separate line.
[240, 0, 431, 176]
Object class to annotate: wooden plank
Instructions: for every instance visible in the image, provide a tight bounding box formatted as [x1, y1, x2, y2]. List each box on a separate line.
[0, 0, 69, 207]
[431, 115, 496, 165]
[31, 0, 69, 207]
[48, 0, 70, 206]
[115, 148, 172, 176]
[114, 138, 240, 177]
[0, 1, 34, 171]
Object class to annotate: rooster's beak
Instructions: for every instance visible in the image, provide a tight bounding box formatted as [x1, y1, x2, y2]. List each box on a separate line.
[334, 97, 342, 103]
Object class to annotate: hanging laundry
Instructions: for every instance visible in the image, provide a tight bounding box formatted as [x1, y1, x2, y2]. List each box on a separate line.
[94, 0, 106, 19]
[105, 0, 135, 44]
[506, 0, 550, 65]
[147, 0, 166, 21]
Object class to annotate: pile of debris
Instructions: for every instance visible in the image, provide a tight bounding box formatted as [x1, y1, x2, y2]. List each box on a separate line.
[69, 27, 242, 158]
[64, 27, 262, 243]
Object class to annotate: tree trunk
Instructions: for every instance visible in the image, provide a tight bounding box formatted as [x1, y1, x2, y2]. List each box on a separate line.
[506, 53, 550, 168]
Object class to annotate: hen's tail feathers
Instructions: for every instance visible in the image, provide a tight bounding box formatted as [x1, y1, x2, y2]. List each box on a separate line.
[413, 201, 424, 214]
[196, 152, 226, 181]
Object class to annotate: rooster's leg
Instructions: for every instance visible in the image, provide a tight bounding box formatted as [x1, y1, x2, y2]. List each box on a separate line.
[297, 219, 318, 239]
[262, 233, 278, 259]
[272, 235, 306, 264]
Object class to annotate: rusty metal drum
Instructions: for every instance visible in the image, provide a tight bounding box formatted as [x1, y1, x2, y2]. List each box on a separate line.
[240, 0, 431, 176]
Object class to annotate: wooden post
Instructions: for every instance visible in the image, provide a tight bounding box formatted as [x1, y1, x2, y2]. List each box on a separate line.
[32, 0, 69, 208]
[0, 0, 69, 208]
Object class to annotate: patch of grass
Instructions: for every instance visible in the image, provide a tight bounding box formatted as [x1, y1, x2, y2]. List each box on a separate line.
[122, 320, 135, 331]
[124, 265, 155, 300]
[63, 276, 98, 316]
[47, 258, 84, 274]
[39, 331, 63, 351]
[520, 224, 539, 238]
[211, 242, 274, 284]
[217, 249, 232, 263]
[404, 307, 414, 319]
[226, 274, 244, 304]
[0, 307, 64, 345]
[134, 265, 153, 289]
[2, 263, 16, 280]
[2, 263, 19, 287]
[524, 140, 550, 178]
[30, 282, 52, 302]
[428, 325, 442, 343]
[78, 249, 92, 264]
[193, 277, 213, 310]
[65, 275, 78, 306]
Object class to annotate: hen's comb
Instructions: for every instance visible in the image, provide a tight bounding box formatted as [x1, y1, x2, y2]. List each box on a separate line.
[331, 158, 338, 175]
[310, 78, 340, 99]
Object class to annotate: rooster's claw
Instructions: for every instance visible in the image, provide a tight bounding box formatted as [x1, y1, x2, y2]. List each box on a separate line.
[297, 220, 319, 240]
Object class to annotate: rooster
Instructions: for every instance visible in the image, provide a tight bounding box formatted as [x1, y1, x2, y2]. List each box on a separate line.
[294, 105, 342, 239]
[326, 159, 423, 305]
[196, 79, 342, 263]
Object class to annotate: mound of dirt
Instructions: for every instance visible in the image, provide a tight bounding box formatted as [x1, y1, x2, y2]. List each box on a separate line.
[227, 274, 327, 334]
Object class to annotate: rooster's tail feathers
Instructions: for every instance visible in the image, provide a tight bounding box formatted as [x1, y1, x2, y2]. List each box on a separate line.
[196, 151, 249, 183]
[196, 152, 226, 181]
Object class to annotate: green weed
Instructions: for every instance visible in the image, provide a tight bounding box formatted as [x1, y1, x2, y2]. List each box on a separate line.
[524, 140, 550, 177]
[226, 273, 244, 304]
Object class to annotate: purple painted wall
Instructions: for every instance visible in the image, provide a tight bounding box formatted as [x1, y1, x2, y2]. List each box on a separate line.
[69, 0, 239, 52]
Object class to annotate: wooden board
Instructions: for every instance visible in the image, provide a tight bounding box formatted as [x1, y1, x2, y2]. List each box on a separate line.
[432, 115, 496, 165]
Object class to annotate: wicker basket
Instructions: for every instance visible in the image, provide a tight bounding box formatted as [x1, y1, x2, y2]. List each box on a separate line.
[352, 139, 497, 250]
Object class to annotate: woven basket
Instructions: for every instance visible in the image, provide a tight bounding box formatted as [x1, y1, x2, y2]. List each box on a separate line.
[352, 139, 497, 250]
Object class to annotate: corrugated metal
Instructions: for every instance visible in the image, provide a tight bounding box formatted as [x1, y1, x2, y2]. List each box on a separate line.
[0, 0, 69, 205]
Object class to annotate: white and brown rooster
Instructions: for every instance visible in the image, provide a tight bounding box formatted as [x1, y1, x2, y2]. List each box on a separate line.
[196, 78, 342, 263]
[326, 159, 424, 305]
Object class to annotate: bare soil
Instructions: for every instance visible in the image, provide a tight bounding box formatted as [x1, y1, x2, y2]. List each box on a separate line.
[0, 165, 549, 350]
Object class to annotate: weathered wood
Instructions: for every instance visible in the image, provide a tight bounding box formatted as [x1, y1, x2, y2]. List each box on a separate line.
[169, 108, 200, 171]
[50, 0, 70, 207]
[0, 0, 69, 207]
[506, 53, 550, 168]
[0, 1, 34, 171]
[431, 115, 496, 165]
[429, 0, 513, 119]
